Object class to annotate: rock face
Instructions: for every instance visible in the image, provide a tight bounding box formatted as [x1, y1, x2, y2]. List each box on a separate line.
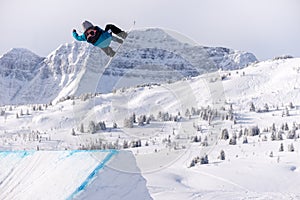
[0, 28, 258, 105]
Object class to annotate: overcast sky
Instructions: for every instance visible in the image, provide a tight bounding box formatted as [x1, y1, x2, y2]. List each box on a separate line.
[0, 0, 299, 60]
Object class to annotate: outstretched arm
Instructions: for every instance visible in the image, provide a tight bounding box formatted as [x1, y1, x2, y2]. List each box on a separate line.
[72, 29, 86, 41]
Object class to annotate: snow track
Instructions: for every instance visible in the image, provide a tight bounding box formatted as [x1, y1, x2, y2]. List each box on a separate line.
[0, 150, 116, 200]
[67, 150, 117, 199]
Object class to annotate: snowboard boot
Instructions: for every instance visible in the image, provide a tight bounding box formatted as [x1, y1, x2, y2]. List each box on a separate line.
[118, 31, 128, 39]
[102, 47, 116, 57]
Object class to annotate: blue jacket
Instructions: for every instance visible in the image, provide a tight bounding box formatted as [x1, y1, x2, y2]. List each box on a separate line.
[73, 28, 112, 48]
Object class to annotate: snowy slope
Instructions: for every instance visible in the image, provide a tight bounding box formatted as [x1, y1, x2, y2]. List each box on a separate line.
[0, 28, 257, 105]
[0, 57, 299, 149]
[75, 150, 152, 200]
[0, 150, 151, 200]
[1, 57, 300, 199]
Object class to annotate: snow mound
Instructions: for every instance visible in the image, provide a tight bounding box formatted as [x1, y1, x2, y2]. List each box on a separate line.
[0, 150, 151, 200]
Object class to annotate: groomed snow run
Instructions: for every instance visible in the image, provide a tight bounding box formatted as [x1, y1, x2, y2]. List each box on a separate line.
[0, 150, 152, 200]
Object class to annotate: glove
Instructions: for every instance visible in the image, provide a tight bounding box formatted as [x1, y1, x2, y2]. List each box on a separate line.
[73, 29, 76, 33]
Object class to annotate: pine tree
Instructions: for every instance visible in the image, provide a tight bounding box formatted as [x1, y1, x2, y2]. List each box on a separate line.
[286, 107, 290, 116]
[124, 117, 134, 128]
[71, 128, 76, 136]
[193, 135, 199, 143]
[191, 107, 197, 116]
[289, 102, 294, 109]
[221, 129, 229, 140]
[138, 116, 145, 126]
[284, 123, 289, 131]
[271, 132, 276, 141]
[157, 111, 162, 121]
[80, 123, 84, 133]
[272, 123, 276, 132]
[132, 112, 137, 123]
[243, 136, 248, 144]
[190, 159, 196, 167]
[99, 121, 106, 130]
[89, 121, 96, 134]
[185, 108, 191, 117]
[279, 143, 284, 152]
[123, 140, 129, 149]
[250, 102, 256, 112]
[281, 123, 285, 131]
[220, 150, 225, 160]
[238, 129, 243, 138]
[262, 135, 268, 141]
[229, 136, 237, 145]
[113, 122, 118, 129]
[287, 130, 296, 139]
[264, 103, 269, 112]
[146, 117, 151, 124]
[277, 131, 283, 140]
[288, 143, 295, 152]
[200, 154, 209, 164]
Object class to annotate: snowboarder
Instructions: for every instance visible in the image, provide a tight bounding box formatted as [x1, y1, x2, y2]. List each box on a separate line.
[72, 20, 128, 57]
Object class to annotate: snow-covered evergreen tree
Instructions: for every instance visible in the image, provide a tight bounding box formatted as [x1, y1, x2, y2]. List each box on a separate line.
[221, 129, 229, 140]
[243, 136, 248, 144]
[277, 131, 283, 140]
[271, 132, 276, 141]
[264, 103, 269, 112]
[249, 126, 260, 136]
[220, 150, 225, 160]
[279, 143, 284, 152]
[124, 117, 134, 128]
[250, 102, 256, 112]
[185, 108, 191, 118]
[113, 122, 118, 129]
[229, 136, 237, 145]
[200, 154, 209, 164]
[287, 129, 296, 139]
[89, 121, 96, 134]
[123, 140, 129, 149]
[138, 116, 145, 126]
[80, 123, 84, 133]
[71, 128, 76, 136]
[288, 143, 295, 152]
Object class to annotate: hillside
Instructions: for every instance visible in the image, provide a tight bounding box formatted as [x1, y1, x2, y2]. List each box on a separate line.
[0, 28, 257, 105]
[1, 56, 300, 199]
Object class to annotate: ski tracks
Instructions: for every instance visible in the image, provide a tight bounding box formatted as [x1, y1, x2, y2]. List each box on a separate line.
[0, 151, 40, 200]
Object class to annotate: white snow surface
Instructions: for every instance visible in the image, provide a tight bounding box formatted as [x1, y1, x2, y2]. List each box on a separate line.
[0, 150, 151, 200]
[1, 28, 300, 200]
[1, 57, 300, 199]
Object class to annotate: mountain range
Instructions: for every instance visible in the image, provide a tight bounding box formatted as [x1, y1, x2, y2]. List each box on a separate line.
[0, 28, 257, 105]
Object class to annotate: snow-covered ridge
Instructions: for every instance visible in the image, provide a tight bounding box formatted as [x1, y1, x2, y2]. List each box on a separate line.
[0, 28, 258, 105]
